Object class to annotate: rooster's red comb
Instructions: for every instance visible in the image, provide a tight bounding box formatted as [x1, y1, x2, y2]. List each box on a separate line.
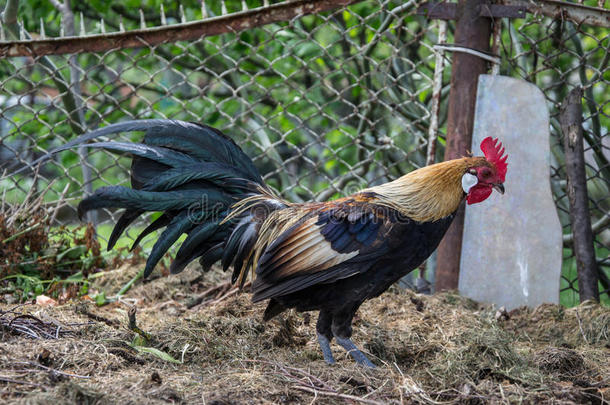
[480, 137, 508, 182]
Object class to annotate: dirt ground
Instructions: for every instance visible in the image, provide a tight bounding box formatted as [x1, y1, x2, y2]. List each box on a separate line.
[1, 264, 608, 404]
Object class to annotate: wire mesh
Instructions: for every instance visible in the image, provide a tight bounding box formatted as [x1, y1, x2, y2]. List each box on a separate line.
[500, 8, 609, 306]
[0, 0, 607, 304]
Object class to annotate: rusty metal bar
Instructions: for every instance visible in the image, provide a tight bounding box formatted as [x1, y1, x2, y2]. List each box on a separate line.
[435, 0, 491, 292]
[0, 0, 359, 57]
[419, 1, 609, 27]
[417, 2, 527, 20]
[501, 0, 610, 28]
[560, 87, 600, 303]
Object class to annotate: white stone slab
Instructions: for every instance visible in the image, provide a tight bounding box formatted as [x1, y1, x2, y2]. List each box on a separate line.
[459, 75, 563, 309]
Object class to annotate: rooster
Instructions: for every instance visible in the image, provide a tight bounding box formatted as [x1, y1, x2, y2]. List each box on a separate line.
[50, 120, 507, 367]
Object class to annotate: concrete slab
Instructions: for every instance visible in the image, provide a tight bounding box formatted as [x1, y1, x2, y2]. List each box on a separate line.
[459, 74, 563, 309]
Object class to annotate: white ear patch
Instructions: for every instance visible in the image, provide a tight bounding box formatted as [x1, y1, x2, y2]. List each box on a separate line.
[461, 172, 478, 193]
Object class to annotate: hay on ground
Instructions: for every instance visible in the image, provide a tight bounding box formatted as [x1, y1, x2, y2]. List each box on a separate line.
[0, 265, 608, 404]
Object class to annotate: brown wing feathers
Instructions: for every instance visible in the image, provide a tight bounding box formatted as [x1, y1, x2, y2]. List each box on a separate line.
[257, 216, 356, 278]
[243, 198, 389, 300]
[261, 225, 325, 274]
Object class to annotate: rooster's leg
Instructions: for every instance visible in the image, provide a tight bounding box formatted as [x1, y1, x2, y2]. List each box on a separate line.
[316, 310, 335, 364]
[317, 333, 335, 364]
[332, 307, 376, 368]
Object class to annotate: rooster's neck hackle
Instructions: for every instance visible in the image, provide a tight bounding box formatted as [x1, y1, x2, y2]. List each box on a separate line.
[366, 157, 489, 222]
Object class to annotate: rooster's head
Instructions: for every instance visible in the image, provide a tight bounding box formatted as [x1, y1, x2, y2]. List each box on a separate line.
[462, 137, 508, 205]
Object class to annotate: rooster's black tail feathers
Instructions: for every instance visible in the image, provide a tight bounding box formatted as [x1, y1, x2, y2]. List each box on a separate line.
[55, 120, 265, 277]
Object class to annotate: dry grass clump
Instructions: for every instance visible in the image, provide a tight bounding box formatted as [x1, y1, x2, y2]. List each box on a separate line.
[0, 192, 56, 279]
[534, 346, 586, 379]
[0, 306, 78, 339]
[504, 301, 610, 347]
[428, 319, 542, 388]
[0, 265, 608, 404]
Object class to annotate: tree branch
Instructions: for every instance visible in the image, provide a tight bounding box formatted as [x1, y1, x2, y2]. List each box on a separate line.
[49, 0, 96, 224]
[1, 0, 19, 25]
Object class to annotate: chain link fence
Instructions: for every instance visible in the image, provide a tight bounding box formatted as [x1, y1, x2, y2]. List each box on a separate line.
[499, 6, 609, 305]
[0, 0, 608, 305]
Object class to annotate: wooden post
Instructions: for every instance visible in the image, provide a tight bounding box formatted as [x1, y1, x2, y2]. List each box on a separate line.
[435, 0, 492, 292]
[560, 87, 600, 302]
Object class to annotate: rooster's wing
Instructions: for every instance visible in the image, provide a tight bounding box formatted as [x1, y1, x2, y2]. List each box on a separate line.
[251, 197, 396, 301]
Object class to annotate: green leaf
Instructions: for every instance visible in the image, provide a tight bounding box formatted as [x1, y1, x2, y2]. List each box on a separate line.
[131, 335, 147, 347]
[275, 30, 296, 40]
[56, 245, 88, 261]
[131, 345, 182, 364]
[296, 43, 322, 59]
[95, 292, 106, 306]
[79, 282, 89, 295]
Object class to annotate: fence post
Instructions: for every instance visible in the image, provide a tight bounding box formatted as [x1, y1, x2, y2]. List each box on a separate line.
[560, 87, 600, 303]
[435, 0, 492, 292]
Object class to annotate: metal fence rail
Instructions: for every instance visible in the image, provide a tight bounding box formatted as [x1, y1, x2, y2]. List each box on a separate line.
[0, 0, 608, 305]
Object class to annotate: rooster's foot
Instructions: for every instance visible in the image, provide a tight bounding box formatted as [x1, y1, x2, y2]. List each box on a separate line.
[335, 337, 376, 368]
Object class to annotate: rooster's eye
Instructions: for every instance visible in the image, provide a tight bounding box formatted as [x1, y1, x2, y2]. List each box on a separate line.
[480, 168, 492, 178]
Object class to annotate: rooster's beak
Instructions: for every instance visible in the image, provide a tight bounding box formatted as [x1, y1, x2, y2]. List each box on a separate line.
[493, 183, 505, 194]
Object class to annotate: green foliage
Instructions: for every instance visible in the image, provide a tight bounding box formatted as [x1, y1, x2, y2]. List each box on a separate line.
[0, 209, 149, 303]
[0, 214, 101, 302]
